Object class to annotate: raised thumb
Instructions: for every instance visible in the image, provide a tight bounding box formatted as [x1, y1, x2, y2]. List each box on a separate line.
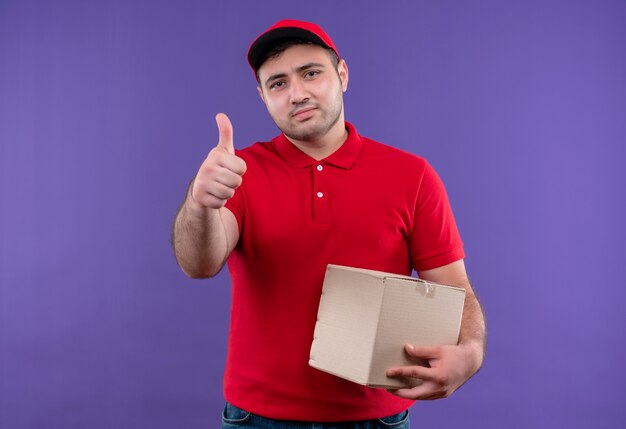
[215, 112, 234, 154]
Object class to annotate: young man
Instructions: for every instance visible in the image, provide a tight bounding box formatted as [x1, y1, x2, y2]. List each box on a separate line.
[173, 19, 485, 428]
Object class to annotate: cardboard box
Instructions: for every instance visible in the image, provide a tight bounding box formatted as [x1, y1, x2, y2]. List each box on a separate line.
[309, 264, 466, 388]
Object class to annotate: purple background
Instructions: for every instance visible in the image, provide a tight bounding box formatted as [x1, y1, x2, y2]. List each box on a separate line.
[1, 0, 625, 427]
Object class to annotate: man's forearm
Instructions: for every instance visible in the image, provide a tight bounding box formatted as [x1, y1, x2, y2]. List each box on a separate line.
[458, 284, 486, 369]
[172, 185, 230, 278]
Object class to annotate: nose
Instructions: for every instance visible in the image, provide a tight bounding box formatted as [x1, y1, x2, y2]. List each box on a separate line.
[289, 78, 309, 105]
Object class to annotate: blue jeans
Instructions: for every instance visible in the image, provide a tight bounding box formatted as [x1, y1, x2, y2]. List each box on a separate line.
[222, 402, 410, 429]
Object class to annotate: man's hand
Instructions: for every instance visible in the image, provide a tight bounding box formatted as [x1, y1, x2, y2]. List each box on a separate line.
[191, 113, 247, 209]
[386, 342, 483, 400]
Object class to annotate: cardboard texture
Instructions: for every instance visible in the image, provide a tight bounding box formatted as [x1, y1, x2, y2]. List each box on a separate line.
[309, 264, 466, 388]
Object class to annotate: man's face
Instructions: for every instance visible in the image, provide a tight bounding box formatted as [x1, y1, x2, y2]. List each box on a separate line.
[256, 44, 349, 142]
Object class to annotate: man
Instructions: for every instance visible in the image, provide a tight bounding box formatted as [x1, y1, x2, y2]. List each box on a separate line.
[173, 19, 485, 428]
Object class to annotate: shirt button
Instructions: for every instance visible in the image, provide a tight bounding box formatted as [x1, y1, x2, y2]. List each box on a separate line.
[317, 192, 324, 198]
[316, 165, 323, 171]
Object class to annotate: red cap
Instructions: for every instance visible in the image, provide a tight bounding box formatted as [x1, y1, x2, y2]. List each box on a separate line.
[247, 19, 340, 72]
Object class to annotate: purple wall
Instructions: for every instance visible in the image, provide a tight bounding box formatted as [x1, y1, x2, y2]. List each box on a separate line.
[1, 0, 625, 427]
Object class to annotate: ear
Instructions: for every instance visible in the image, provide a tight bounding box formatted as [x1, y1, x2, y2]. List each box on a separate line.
[337, 59, 349, 92]
[257, 85, 266, 103]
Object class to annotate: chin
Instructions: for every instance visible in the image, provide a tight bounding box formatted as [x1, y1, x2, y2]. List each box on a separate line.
[286, 124, 327, 141]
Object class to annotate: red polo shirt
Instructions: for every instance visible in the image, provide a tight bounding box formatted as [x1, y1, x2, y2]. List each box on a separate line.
[224, 121, 464, 421]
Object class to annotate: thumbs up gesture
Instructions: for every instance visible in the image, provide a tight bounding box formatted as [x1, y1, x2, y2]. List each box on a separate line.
[191, 113, 247, 209]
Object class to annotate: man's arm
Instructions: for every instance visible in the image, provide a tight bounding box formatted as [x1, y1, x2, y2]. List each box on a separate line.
[386, 259, 486, 400]
[172, 113, 246, 278]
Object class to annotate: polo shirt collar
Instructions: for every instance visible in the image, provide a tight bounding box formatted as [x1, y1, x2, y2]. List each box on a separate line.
[272, 121, 363, 169]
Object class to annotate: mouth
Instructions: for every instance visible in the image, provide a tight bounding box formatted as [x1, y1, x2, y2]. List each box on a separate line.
[292, 107, 317, 119]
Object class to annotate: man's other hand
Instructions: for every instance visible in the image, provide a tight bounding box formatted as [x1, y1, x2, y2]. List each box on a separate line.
[190, 113, 247, 209]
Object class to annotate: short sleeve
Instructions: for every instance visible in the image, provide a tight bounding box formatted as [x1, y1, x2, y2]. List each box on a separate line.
[409, 161, 465, 272]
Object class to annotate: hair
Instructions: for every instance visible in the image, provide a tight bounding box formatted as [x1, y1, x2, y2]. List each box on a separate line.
[255, 38, 340, 83]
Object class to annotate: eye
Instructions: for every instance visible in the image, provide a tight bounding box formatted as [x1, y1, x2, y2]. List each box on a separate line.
[269, 80, 285, 90]
[304, 70, 319, 78]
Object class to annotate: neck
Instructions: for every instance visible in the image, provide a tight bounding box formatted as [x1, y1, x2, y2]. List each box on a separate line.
[286, 116, 348, 161]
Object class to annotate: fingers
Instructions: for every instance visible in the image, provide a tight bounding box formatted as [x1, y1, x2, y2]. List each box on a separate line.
[388, 383, 447, 401]
[191, 165, 242, 208]
[198, 160, 243, 189]
[193, 180, 237, 208]
[386, 365, 431, 380]
[215, 113, 234, 154]
[215, 148, 247, 176]
[385, 344, 441, 390]
[404, 344, 441, 360]
[386, 365, 450, 401]
[192, 157, 246, 209]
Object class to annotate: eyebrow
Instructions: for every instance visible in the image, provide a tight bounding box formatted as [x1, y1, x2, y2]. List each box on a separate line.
[264, 62, 326, 87]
